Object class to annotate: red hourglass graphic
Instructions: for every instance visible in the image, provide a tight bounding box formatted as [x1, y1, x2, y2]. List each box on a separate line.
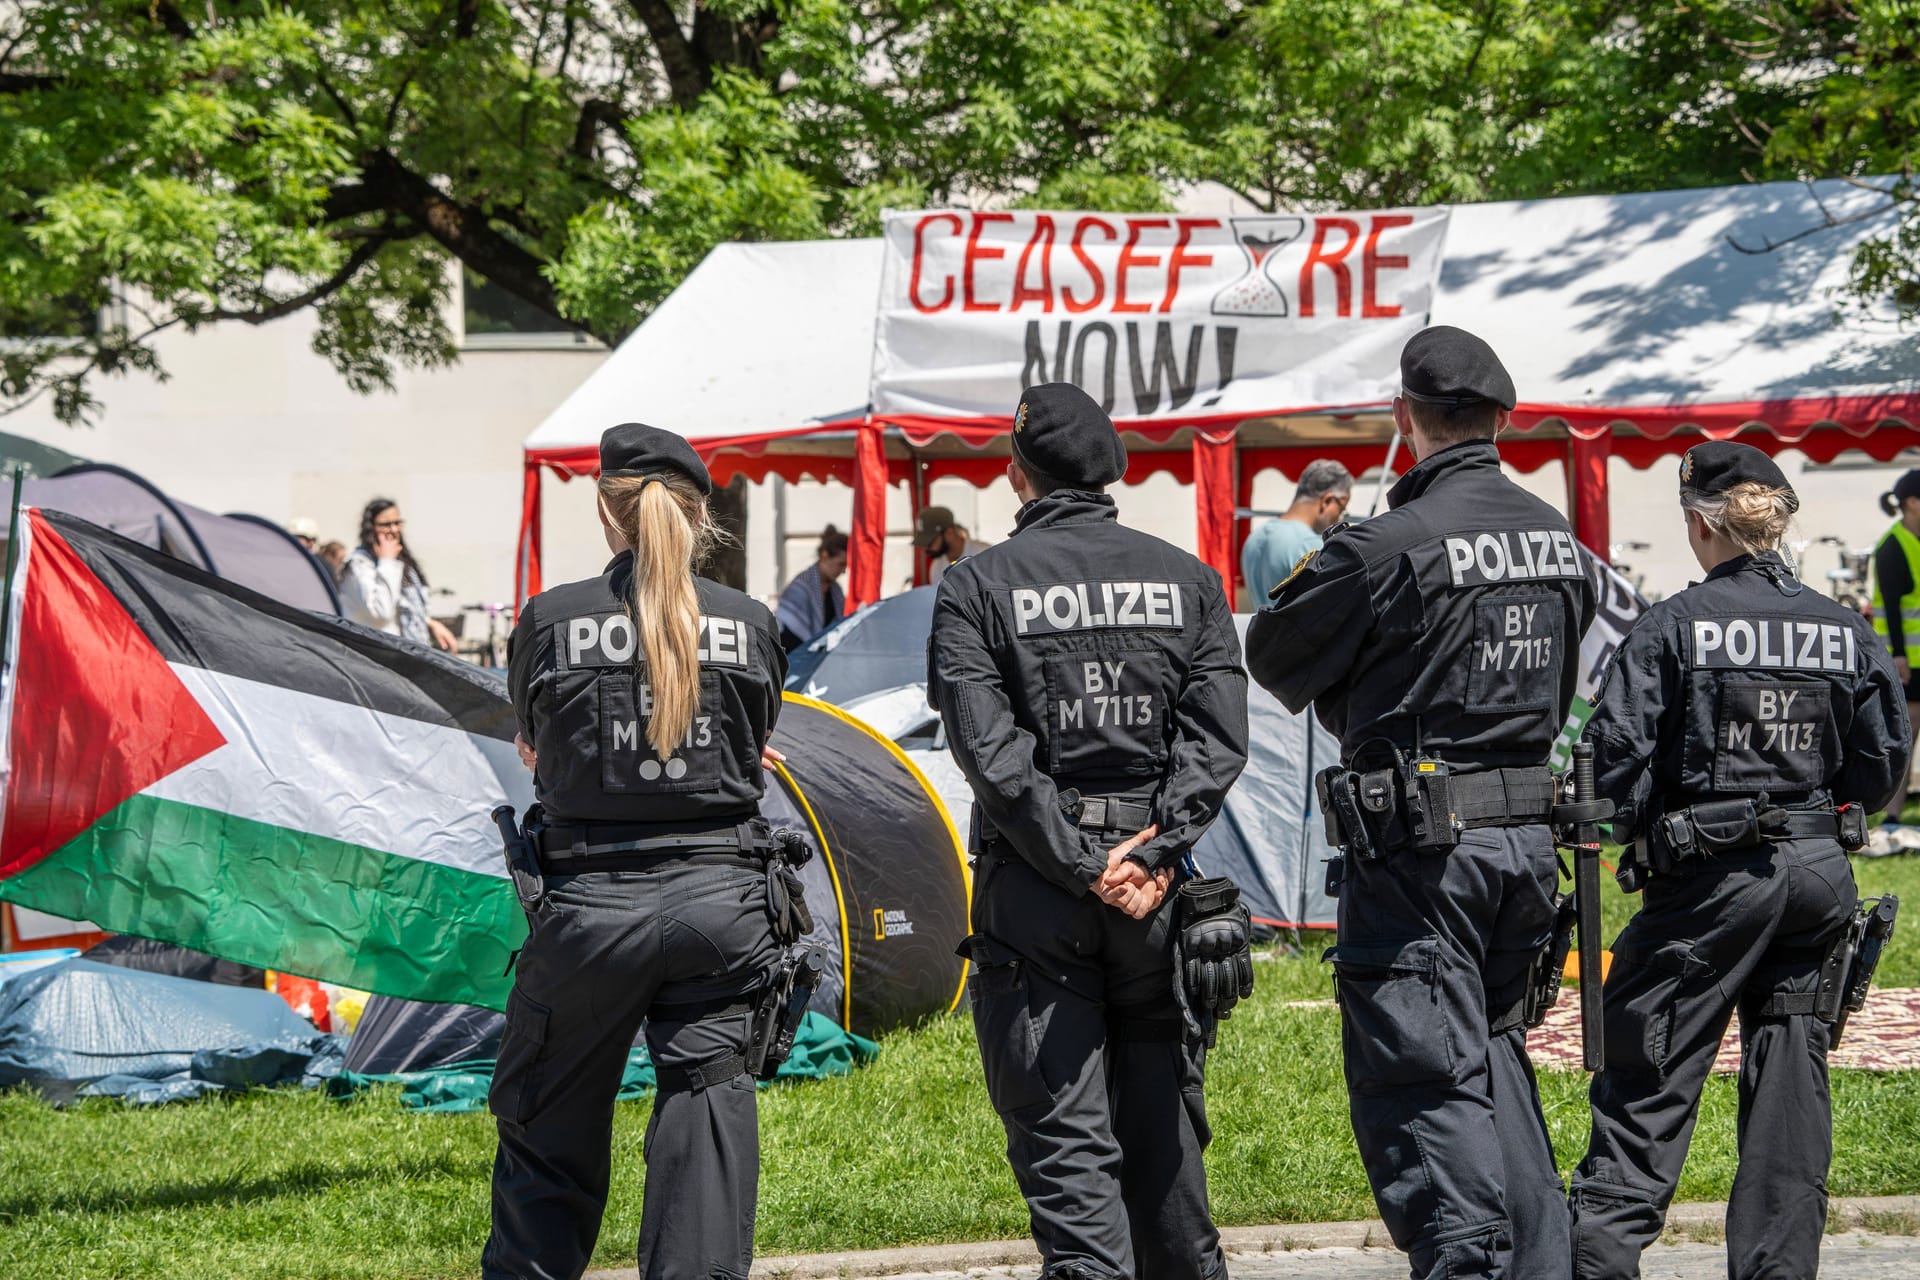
[1211, 216, 1305, 318]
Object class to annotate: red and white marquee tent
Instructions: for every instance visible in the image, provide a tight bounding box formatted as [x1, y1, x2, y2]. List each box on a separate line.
[520, 179, 1920, 607]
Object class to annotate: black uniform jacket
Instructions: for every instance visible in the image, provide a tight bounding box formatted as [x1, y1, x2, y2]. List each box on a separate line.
[1583, 549, 1909, 836]
[509, 552, 788, 826]
[926, 490, 1250, 893]
[1247, 440, 1596, 770]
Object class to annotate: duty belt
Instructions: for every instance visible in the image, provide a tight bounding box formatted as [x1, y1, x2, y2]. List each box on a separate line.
[535, 819, 773, 875]
[1063, 792, 1154, 833]
[1446, 767, 1557, 827]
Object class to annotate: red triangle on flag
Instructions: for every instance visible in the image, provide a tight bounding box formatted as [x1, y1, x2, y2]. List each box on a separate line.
[1, 510, 226, 879]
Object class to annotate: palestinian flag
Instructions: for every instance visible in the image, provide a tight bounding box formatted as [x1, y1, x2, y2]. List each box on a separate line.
[0, 508, 529, 1010]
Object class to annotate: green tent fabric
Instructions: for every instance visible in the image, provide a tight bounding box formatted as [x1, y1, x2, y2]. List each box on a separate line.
[329, 1012, 878, 1113]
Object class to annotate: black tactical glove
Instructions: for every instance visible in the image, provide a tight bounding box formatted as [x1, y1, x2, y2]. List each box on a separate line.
[1178, 877, 1254, 1023]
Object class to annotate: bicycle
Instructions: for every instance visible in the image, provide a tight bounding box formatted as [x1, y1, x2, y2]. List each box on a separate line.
[1811, 535, 1873, 615]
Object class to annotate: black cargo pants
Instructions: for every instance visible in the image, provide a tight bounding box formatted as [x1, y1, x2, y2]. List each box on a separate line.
[1571, 838, 1857, 1280]
[1326, 824, 1567, 1280]
[482, 855, 782, 1280]
[966, 849, 1225, 1280]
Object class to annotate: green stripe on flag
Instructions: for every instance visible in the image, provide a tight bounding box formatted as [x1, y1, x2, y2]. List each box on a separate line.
[0, 792, 524, 1010]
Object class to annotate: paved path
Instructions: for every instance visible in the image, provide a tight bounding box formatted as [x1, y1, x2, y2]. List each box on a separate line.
[585, 1197, 1920, 1280]
[801, 1236, 1920, 1279]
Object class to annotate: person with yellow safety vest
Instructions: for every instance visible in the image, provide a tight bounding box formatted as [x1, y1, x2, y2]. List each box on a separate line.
[1872, 469, 1920, 839]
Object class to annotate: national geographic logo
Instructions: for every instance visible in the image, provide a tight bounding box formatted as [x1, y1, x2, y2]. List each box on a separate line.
[873, 907, 915, 940]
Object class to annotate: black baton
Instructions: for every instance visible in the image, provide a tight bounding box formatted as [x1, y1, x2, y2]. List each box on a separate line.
[1570, 741, 1608, 1072]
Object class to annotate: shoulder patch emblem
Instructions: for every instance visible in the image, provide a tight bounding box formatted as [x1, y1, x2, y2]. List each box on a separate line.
[1273, 547, 1318, 595]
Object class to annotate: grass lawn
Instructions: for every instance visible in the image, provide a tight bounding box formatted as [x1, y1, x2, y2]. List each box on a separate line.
[2, 855, 1917, 1280]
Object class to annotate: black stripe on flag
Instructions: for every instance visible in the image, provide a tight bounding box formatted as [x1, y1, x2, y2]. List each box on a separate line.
[44, 509, 514, 738]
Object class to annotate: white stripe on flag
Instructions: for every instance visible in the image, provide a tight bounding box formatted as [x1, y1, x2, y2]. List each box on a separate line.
[0, 507, 33, 837]
[147, 664, 533, 878]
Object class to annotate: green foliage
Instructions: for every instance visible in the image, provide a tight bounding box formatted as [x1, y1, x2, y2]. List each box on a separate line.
[1, 0, 1914, 421]
[1, 854, 1918, 1278]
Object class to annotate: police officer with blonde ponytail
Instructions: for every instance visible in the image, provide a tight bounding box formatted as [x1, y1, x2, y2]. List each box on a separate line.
[1570, 442, 1908, 1279]
[486, 423, 796, 1280]
[1872, 469, 1920, 833]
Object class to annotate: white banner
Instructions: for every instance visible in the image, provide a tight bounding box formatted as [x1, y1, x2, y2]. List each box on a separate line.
[872, 208, 1451, 422]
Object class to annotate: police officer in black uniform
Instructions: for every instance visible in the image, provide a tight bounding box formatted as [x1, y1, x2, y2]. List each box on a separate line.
[485, 423, 795, 1280]
[1570, 443, 1908, 1280]
[1246, 327, 1596, 1280]
[928, 382, 1251, 1280]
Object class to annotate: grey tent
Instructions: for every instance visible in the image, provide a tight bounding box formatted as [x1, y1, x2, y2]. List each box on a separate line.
[0, 429, 84, 480]
[21, 463, 340, 614]
[786, 587, 934, 703]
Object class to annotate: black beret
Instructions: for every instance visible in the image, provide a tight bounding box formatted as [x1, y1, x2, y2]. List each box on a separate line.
[1400, 325, 1517, 411]
[1890, 470, 1920, 505]
[599, 422, 712, 495]
[1011, 383, 1127, 488]
[1678, 441, 1792, 498]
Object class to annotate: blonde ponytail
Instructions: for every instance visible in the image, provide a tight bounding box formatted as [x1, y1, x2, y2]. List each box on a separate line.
[1681, 480, 1799, 555]
[598, 473, 720, 755]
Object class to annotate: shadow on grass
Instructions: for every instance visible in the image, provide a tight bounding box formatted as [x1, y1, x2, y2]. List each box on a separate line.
[0, 1151, 470, 1223]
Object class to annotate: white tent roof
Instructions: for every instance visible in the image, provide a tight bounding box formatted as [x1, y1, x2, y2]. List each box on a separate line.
[525, 238, 883, 452]
[526, 179, 1917, 452]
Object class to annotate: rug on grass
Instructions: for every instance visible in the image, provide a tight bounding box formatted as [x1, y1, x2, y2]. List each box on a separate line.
[1528, 987, 1920, 1073]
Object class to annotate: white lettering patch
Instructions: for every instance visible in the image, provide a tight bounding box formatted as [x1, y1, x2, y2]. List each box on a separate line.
[566, 613, 753, 668]
[1442, 529, 1582, 587]
[1010, 581, 1185, 636]
[1689, 618, 1856, 673]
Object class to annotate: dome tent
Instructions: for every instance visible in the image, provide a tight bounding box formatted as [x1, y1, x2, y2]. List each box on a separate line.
[343, 692, 969, 1076]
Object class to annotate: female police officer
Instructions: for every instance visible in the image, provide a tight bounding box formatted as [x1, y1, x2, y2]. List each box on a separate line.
[484, 423, 792, 1280]
[1569, 442, 1908, 1280]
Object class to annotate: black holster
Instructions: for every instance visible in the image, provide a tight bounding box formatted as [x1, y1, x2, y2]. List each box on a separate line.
[1317, 759, 1462, 858]
[491, 804, 546, 921]
[1523, 893, 1577, 1029]
[1820, 895, 1899, 1044]
[745, 944, 828, 1080]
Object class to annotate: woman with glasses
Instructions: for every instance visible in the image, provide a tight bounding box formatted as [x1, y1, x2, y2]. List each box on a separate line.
[340, 497, 456, 651]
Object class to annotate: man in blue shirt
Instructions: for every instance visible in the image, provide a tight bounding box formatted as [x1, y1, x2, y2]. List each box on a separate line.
[1240, 459, 1353, 602]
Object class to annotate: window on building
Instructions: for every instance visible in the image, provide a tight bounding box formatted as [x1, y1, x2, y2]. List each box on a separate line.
[0, 291, 104, 342]
[461, 269, 597, 349]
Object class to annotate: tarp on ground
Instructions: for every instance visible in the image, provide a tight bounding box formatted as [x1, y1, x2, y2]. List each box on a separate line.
[0, 959, 336, 1104]
[21, 464, 341, 615]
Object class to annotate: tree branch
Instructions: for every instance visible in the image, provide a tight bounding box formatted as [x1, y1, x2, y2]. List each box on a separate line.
[1726, 195, 1909, 255]
[0, 70, 59, 93]
[346, 151, 576, 327]
[149, 0, 197, 41]
[572, 97, 627, 158]
[628, 0, 707, 107]
[202, 236, 392, 324]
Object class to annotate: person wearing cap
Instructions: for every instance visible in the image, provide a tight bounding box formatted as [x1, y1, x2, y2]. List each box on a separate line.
[927, 382, 1250, 1280]
[1246, 325, 1595, 1280]
[485, 423, 799, 1280]
[1569, 442, 1907, 1280]
[913, 505, 989, 583]
[286, 515, 319, 552]
[1872, 469, 1920, 834]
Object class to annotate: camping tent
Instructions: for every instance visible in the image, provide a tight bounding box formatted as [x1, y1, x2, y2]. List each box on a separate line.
[21, 464, 340, 615]
[520, 179, 1920, 607]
